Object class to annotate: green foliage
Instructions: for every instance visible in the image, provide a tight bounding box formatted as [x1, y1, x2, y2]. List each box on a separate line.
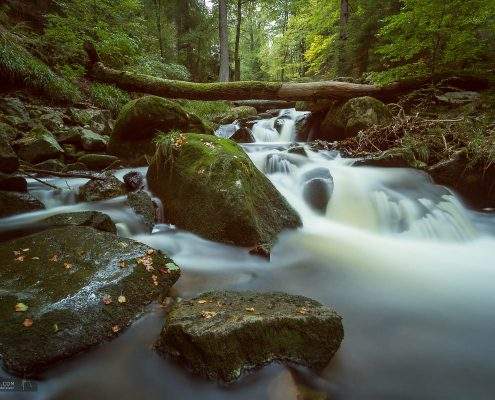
[178, 100, 232, 122]
[128, 54, 191, 81]
[0, 32, 82, 102]
[89, 83, 131, 114]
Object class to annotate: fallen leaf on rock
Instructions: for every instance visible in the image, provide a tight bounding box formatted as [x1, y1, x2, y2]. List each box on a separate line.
[32, 256, 40, 260]
[64, 262, 72, 270]
[102, 294, 112, 305]
[197, 300, 207, 304]
[245, 307, 255, 312]
[15, 303, 28, 312]
[137, 255, 154, 271]
[298, 307, 308, 315]
[112, 325, 120, 333]
[151, 274, 158, 286]
[15, 255, 25, 262]
[23, 318, 33, 327]
[53, 324, 59, 332]
[118, 295, 126, 304]
[118, 260, 127, 268]
[201, 311, 217, 319]
[49, 253, 59, 262]
[13, 250, 21, 256]
[146, 249, 155, 255]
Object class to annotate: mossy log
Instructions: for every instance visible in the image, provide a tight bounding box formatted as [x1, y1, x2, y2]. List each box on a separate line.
[84, 43, 490, 102]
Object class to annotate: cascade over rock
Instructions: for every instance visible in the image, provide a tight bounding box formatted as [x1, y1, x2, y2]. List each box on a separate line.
[147, 133, 302, 252]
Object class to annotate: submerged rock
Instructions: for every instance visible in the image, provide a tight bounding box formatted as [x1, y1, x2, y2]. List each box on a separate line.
[0, 191, 44, 218]
[109, 96, 209, 161]
[39, 211, 117, 233]
[78, 173, 125, 202]
[126, 191, 156, 233]
[123, 170, 144, 191]
[230, 126, 255, 143]
[156, 291, 343, 382]
[0, 226, 180, 376]
[301, 168, 334, 214]
[15, 126, 64, 164]
[320, 96, 392, 140]
[147, 133, 301, 251]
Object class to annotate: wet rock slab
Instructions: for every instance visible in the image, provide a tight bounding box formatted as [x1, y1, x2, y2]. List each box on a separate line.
[0, 226, 180, 376]
[156, 291, 343, 383]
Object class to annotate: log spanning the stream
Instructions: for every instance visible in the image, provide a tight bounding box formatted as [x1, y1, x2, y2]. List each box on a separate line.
[84, 43, 490, 103]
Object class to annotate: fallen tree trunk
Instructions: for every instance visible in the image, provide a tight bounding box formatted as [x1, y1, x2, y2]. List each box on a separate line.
[84, 43, 490, 102]
[232, 100, 297, 111]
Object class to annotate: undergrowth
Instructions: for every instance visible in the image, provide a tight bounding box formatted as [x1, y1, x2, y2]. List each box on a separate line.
[89, 83, 130, 115]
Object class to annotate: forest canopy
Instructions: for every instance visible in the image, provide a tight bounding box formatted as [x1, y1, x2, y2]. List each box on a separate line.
[1, 0, 494, 87]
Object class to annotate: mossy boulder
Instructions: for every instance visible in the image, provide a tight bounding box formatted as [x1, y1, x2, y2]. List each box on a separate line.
[155, 291, 344, 383]
[0, 191, 44, 218]
[108, 96, 209, 161]
[0, 226, 180, 376]
[147, 133, 301, 252]
[320, 96, 392, 140]
[39, 211, 117, 234]
[15, 126, 64, 164]
[0, 121, 21, 142]
[34, 159, 65, 172]
[78, 173, 125, 202]
[62, 162, 88, 173]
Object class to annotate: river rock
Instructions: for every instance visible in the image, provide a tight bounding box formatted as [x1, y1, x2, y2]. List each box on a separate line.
[231, 126, 255, 143]
[0, 121, 20, 142]
[320, 97, 392, 140]
[62, 162, 88, 173]
[80, 129, 108, 151]
[109, 96, 209, 161]
[0, 135, 19, 173]
[147, 133, 301, 252]
[0, 226, 180, 376]
[0, 173, 27, 192]
[0, 191, 44, 218]
[15, 126, 64, 164]
[34, 159, 65, 172]
[39, 211, 117, 233]
[123, 170, 144, 191]
[127, 191, 156, 233]
[39, 111, 65, 132]
[156, 291, 344, 382]
[436, 91, 481, 104]
[77, 154, 119, 171]
[213, 106, 258, 125]
[78, 173, 125, 202]
[0, 97, 29, 121]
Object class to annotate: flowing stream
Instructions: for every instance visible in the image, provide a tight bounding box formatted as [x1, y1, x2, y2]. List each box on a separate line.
[2, 110, 495, 399]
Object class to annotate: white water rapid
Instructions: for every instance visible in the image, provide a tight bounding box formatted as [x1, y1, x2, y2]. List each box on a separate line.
[2, 110, 495, 400]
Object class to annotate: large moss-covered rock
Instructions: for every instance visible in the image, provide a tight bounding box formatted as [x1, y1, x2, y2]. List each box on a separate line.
[147, 133, 301, 251]
[108, 96, 209, 161]
[34, 159, 65, 172]
[320, 96, 392, 140]
[0, 191, 44, 218]
[78, 154, 119, 171]
[156, 291, 344, 382]
[0, 226, 180, 376]
[78, 173, 125, 202]
[15, 126, 64, 164]
[39, 211, 117, 233]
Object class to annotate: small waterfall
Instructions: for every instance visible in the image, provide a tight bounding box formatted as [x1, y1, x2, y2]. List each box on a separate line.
[251, 109, 308, 143]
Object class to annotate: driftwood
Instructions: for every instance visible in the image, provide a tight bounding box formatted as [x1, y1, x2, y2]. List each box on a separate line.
[83, 42, 490, 103]
[20, 167, 104, 180]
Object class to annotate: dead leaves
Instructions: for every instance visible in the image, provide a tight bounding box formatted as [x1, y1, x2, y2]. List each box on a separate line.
[197, 300, 207, 304]
[49, 253, 60, 262]
[137, 255, 154, 271]
[64, 262, 72, 270]
[22, 318, 33, 327]
[151, 274, 158, 286]
[118, 260, 127, 269]
[245, 307, 255, 313]
[102, 294, 112, 305]
[15, 255, 25, 262]
[112, 325, 120, 333]
[15, 303, 28, 312]
[118, 295, 126, 304]
[201, 311, 217, 319]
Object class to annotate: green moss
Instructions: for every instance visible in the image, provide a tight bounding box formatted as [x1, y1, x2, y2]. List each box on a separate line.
[89, 83, 130, 115]
[0, 31, 82, 103]
[148, 132, 301, 249]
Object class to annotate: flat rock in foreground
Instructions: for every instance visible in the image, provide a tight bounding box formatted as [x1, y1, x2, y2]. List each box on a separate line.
[156, 291, 343, 383]
[0, 226, 180, 376]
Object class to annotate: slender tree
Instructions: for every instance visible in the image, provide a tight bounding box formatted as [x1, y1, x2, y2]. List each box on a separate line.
[218, 0, 230, 81]
[234, 0, 242, 81]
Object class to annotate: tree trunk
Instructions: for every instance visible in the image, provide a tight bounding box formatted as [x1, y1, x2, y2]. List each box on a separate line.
[337, 0, 350, 76]
[234, 0, 242, 81]
[84, 43, 490, 102]
[218, 0, 230, 82]
[153, 0, 165, 59]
